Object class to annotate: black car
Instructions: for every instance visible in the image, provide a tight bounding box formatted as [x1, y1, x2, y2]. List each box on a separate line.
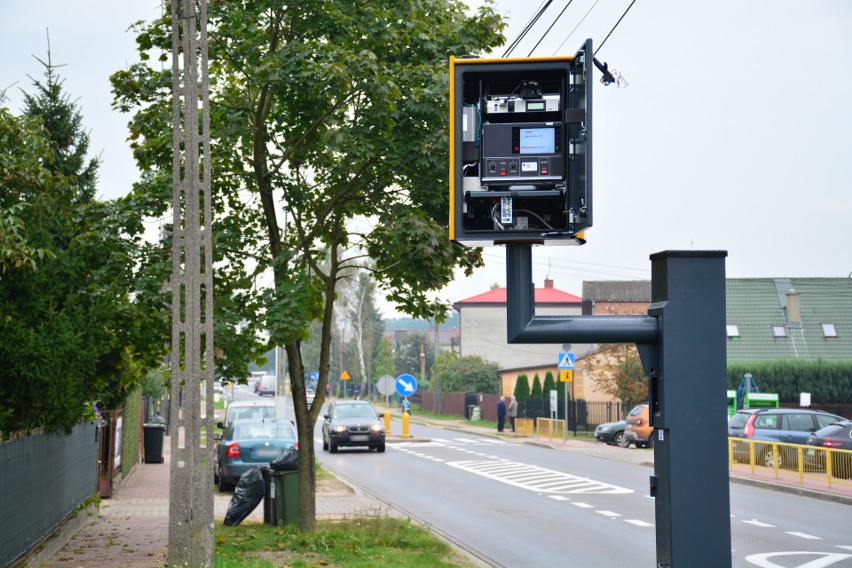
[728, 408, 844, 468]
[594, 420, 630, 448]
[322, 400, 385, 453]
[805, 420, 852, 479]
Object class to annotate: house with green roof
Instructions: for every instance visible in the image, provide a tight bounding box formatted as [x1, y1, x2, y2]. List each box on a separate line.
[725, 278, 852, 361]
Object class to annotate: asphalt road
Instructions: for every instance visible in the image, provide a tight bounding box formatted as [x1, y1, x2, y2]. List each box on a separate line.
[314, 417, 852, 568]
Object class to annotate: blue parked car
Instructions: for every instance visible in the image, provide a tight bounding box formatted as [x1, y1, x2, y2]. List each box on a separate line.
[214, 419, 298, 491]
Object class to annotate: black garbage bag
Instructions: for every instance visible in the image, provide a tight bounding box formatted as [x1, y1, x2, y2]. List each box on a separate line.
[223, 467, 265, 526]
[270, 445, 298, 472]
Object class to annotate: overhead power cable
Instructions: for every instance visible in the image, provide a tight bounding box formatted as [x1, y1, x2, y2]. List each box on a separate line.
[503, 0, 553, 58]
[553, 0, 600, 55]
[527, 0, 576, 57]
[595, 0, 638, 55]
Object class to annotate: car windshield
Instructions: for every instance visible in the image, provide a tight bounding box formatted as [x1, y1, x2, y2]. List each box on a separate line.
[234, 421, 296, 440]
[728, 413, 750, 428]
[229, 406, 275, 423]
[333, 405, 376, 419]
[814, 423, 850, 438]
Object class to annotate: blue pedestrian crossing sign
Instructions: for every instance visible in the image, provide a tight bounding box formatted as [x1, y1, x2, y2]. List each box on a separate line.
[396, 374, 418, 397]
[558, 352, 575, 370]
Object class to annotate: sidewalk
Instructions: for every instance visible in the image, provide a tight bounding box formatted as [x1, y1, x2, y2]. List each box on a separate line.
[37, 410, 851, 567]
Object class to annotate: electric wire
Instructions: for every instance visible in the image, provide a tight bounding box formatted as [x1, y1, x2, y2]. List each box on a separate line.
[503, 0, 554, 58]
[526, 0, 576, 57]
[553, 0, 600, 55]
[595, 0, 638, 55]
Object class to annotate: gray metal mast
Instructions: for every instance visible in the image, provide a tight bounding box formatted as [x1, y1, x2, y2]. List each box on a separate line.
[168, 0, 214, 565]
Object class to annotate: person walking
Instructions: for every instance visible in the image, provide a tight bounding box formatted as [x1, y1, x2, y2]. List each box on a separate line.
[507, 396, 518, 432]
[496, 396, 507, 432]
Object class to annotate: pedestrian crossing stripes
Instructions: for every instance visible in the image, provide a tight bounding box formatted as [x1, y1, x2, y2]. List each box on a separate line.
[446, 459, 633, 495]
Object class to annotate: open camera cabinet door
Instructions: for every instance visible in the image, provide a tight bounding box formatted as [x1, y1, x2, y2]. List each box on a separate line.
[449, 39, 592, 248]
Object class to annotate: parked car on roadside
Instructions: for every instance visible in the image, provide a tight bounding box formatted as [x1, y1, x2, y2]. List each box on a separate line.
[594, 420, 630, 448]
[624, 403, 654, 448]
[805, 420, 852, 478]
[214, 418, 298, 491]
[219, 399, 276, 430]
[728, 407, 844, 469]
[322, 399, 385, 453]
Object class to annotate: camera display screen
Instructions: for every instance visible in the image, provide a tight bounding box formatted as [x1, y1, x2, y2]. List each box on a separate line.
[519, 128, 555, 154]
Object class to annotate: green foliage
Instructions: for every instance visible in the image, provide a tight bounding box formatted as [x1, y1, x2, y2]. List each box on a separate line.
[593, 344, 648, 408]
[727, 360, 852, 402]
[542, 371, 556, 397]
[120, 388, 143, 477]
[1, 58, 160, 433]
[531, 374, 543, 399]
[372, 336, 395, 381]
[394, 333, 435, 382]
[514, 374, 531, 403]
[431, 351, 501, 394]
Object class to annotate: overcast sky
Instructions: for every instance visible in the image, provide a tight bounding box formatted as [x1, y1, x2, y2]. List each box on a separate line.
[2, 1, 850, 318]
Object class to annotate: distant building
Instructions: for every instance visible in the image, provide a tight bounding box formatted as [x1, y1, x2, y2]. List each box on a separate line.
[453, 278, 589, 371]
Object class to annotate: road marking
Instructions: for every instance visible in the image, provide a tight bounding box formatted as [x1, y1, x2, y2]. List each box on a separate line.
[746, 552, 852, 567]
[596, 510, 621, 518]
[549, 495, 571, 501]
[625, 519, 654, 527]
[744, 519, 775, 528]
[786, 532, 821, 540]
[571, 502, 594, 508]
[447, 459, 633, 495]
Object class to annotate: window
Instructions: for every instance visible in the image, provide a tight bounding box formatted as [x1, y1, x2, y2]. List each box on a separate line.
[726, 324, 740, 339]
[771, 325, 787, 338]
[821, 323, 838, 338]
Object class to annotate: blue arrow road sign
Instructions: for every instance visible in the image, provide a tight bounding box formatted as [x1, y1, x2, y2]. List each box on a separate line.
[396, 374, 418, 397]
[558, 352, 575, 370]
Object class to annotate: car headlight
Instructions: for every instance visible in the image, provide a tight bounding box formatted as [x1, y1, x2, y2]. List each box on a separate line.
[599, 426, 612, 433]
[333, 425, 348, 433]
[370, 423, 384, 433]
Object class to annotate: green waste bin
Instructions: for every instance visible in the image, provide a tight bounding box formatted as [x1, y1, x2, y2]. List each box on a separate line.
[270, 470, 299, 525]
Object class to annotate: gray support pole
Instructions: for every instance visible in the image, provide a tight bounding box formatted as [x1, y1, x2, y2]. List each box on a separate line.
[169, 0, 214, 565]
[505, 245, 731, 568]
[648, 251, 730, 568]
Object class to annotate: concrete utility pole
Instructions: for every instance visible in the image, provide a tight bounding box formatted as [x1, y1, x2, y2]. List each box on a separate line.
[168, 0, 214, 565]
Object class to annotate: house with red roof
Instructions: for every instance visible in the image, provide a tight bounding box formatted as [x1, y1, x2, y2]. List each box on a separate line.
[452, 278, 591, 382]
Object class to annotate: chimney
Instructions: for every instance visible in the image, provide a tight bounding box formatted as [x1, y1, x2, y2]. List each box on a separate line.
[785, 289, 801, 325]
[544, 278, 554, 289]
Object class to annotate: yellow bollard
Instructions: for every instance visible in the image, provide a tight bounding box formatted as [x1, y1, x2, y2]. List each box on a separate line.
[402, 411, 410, 438]
[384, 410, 391, 435]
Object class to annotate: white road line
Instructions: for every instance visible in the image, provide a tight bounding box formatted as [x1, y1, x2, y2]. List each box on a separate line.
[447, 459, 633, 495]
[625, 520, 654, 527]
[596, 510, 621, 518]
[743, 519, 775, 528]
[549, 496, 571, 501]
[572, 502, 594, 509]
[786, 531, 821, 540]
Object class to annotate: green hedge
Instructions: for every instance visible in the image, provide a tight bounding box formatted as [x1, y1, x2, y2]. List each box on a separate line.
[727, 360, 852, 403]
[120, 387, 143, 477]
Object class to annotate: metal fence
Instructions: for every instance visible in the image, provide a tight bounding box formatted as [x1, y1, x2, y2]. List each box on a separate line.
[729, 438, 852, 489]
[0, 422, 98, 566]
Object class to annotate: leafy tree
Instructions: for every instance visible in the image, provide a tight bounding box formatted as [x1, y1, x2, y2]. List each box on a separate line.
[593, 344, 648, 409]
[1, 56, 159, 433]
[372, 336, 395, 382]
[112, 0, 505, 529]
[431, 351, 500, 394]
[531, 373, 543, 399]
[542, 371, 556, 398]
[514, 373, 531, 404]
[394, 333, 435, 388]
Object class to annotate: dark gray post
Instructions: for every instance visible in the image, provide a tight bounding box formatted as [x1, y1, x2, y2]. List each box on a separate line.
[648, 251, 730, 568]
[505, 245, 731, 568]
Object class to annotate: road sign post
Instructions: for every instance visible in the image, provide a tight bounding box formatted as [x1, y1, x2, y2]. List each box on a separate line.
[558, 353, 574, 435]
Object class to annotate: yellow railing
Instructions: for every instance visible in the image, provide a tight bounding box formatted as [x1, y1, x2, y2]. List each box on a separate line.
[514, 417, 566, 442]
[728, 438, 852, 488]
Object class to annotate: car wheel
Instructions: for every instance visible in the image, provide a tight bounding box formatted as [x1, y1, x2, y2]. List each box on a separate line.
[613, 432, 630, 448]
[329, 441, 338, 454]
[762, 448, 782, 469]
[322, 437, 329, 451]
[218, 468, 234, 492]
[376, 443, 386, 453]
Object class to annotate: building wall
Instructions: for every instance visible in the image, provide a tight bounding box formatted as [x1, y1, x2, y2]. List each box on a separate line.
[459, 304, 590, 370]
